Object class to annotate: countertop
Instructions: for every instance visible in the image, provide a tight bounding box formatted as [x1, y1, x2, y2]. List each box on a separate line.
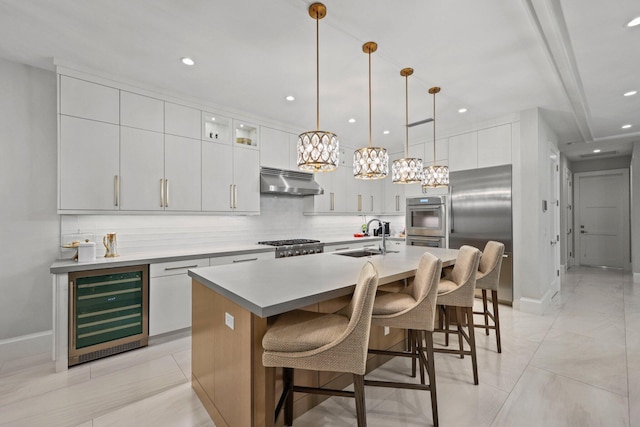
[49, 235, 403, 274]
[188, 245, 458, 318]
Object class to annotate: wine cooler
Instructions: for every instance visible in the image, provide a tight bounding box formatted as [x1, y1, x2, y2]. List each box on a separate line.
[68, 265, 149, 366]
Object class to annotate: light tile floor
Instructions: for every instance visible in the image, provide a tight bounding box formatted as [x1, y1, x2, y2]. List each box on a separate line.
[0, 266, 637, 426]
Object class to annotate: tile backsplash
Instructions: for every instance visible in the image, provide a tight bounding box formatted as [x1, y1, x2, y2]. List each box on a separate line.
[60, 195, 404, 257]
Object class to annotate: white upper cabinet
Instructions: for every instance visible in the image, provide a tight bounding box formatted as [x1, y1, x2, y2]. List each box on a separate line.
[408, 143, 424, 161]
[202, 141, 234, 212]
[120, 91, 164, 132]
[423, 138, 449, 165]
[59, 115, 120, 211]
[119, 127, 165, 211]
[448, 132, 478, 171]
[164, 135, 202, 211]
[289, 133, 299, 170]
[202, 112, 231, 144]
[165, 102, 201, 140]
[233, 146, 260, 213]
[383, 151, 406, 214]
[477, 124, 512, 168]
[260, 126, 290, 169]
[59, 76, 119, 124]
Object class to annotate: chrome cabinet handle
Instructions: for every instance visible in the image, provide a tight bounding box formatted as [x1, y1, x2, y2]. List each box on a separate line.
[165, 179, 169, 207]
[334, 247, 350, 251]
[396, 195, 399, 211]
[160, 179, 164, 207]
[164, 264, 198, 271]
[370, 195, 374, 212]
[229, 184, 233, 209]
[114, 175, 119, 207]
[233, 184, 238, 209]
[232, 257, 258, 263]
[358, 195, 362, 212]
[330, 192, 335, 211]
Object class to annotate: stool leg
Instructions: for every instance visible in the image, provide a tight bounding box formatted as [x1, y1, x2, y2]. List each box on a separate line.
[410, 329, 416, 378]
[492, 290, 502, 353]
[466, 307, 479, 385]
[417, 330, 426, 385]
[482, 289, 489, 335]
[424, 331, 439, 427]
[455, 306, 464, 359]
[444, 306, 450, 347]
[353, 374, 367, 427]
[284, 368, 294, 426]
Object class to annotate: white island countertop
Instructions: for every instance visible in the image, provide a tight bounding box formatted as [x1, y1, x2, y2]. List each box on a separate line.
[188, 245, 458, 318]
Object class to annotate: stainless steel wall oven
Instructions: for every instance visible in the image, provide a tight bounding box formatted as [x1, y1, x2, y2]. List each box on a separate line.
[406, 196, 447, 247]
[68, 265, 149, 366]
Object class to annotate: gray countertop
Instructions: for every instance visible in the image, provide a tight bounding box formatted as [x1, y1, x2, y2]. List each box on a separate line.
[49, 235, 399, 274]
[188, 246, 458, 318]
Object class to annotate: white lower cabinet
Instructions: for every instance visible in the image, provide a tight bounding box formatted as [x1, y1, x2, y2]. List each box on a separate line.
[149, 258, 208, 336]
[209, 251, 273, 266]
[324, 241, 380, 252]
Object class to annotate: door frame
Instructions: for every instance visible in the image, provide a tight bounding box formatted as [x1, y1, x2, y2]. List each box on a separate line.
[549, 147, 561, 294]
[574, 168, 631, 270]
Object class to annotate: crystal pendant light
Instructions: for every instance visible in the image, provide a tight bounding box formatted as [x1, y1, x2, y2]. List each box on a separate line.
[392, 68, 423, 184]
[297, 3, 339, 172]
[422, 86, 449, 188]
[354, 41, 388, 179]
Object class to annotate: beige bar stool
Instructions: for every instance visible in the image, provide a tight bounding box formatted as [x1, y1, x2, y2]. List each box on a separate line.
[262, 262, 379, 427]
[473, 241, 505, 353]
[365, 252, 443, 427]
[435, 245, 481, 385]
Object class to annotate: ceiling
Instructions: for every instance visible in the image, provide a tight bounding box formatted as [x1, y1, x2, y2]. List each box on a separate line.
[0, 0, 638, 162]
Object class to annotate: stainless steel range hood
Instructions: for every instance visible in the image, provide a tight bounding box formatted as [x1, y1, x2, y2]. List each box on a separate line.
[260, 167, 324, 196]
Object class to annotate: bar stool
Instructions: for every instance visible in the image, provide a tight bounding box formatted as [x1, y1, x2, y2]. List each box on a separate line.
[365, 252, 443, 427]
[262, 262, 379, 427]
[434, 245, 481, 385]
[473, 241, 505, 353]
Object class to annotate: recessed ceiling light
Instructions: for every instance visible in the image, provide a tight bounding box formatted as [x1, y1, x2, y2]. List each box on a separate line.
[383, 130, 390, 135]
[240, 124, 244, 128]
[622, 124, 632, 129]
[348, 118, 356, 123]
[181, 57, 195, 66]
[593, 149, 601, 153]
[285, 95, 295, 101]
[211, 117, 216, 121]
[624, 90, 637, 97]
[627, 16, 640, 27]
[458, 108, 467, 113]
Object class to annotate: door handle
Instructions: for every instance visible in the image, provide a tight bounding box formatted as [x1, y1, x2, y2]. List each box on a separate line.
[229, 184, 234, 209]
[114, 175, 119, 207]
[330, 192, 335, 211]
[580, 230, 587, 234]
[160, 179, 165, 207]
[165, 179, 169, 208]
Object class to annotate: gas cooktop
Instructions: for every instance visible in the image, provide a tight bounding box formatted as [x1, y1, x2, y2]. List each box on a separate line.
[257, 239, 320, 246]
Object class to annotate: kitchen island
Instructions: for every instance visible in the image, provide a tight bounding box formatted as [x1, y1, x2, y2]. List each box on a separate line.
[188, 245, 458, 427]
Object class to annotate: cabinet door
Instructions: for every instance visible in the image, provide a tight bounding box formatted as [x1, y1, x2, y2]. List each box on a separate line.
[260, 127, 290, 169]
[149, 275, 191, 336]
[383, 152, 405, 213]
[448, 132, 478, 171]
[477, 124, 511, 168]
[165, 102, 201, 139]
[164, 135, 201, 211]
[345, 166, 361, 213]
[59, 116, 120, 210]
[362, 179, 384, 213]
[314, 170, 334, 212]
[59, 76, 119, 124]
[233, 146, 260, 213]
[202, 141, 233, 212]
[289, 133, 299, 170]
[120, 91, 164, 132]
[331, 166, 349, 213]
[120, 127, 165, 211]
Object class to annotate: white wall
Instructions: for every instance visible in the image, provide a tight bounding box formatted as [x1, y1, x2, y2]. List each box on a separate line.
[0, 58, 59, 357]
[514, 108, 559, 313]
[632, 142, 640, 279]
[571, 156, 631, 173]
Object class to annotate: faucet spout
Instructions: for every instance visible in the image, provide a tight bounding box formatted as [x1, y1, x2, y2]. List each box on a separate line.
[365, 218, 387, 255]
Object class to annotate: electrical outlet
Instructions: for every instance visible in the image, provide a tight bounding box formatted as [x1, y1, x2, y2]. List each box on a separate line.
[384, 326, 390, 336]
[225, 312, 234, 330]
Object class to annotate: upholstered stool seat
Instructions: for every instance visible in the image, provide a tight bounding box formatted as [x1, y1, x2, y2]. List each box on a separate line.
[262, 262, 379, 427]
[434, 245, 482, 385]
[365, 253, 442, 427]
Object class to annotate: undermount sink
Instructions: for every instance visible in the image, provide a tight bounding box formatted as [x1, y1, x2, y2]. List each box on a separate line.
[334, 248, 383, 258]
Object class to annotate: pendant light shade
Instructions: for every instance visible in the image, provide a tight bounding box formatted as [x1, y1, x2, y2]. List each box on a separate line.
[392, 68, 423, 184]
[297, 3, 339, 172]
[354, 42, 388, 179]
[422, 86, 449, 188]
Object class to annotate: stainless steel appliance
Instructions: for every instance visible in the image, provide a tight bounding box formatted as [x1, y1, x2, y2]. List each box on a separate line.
[259, 167, 324, 196]
[406, 196, 447, 248]
[258, 239, 324, 258]
[68, 265, 149, 366]
[449, 164, 513, 304]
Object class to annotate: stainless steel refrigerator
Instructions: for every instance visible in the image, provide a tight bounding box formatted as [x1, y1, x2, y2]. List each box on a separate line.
[449, 164, 513, 304]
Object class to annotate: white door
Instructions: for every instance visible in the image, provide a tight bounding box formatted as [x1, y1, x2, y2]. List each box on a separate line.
[202, 141, 233, 212]
[547, 150, 560, 288]
[565, 168, 574, 266]
[575, 169, 630, 268]
[120, 127, 164, 211]
[164, 135, 202, 211]
[233, 146, 260, 213]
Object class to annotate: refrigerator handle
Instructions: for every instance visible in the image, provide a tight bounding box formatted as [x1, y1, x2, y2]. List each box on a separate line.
[448, 185, 454, 233]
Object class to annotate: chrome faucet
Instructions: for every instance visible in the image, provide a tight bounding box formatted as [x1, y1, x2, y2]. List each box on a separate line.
[365, 218, 387, 255]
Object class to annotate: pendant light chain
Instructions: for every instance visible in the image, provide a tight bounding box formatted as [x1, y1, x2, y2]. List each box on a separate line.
[315, 12, 320, 131]
[368, 49, 372, 147]
[405, 73, 409, 157]
[432, 88, 436, 165]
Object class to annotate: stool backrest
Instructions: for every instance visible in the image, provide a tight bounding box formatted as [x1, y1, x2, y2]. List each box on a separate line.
[449, 245, 482, 304]
[410, 252, 443, 330]
[479, 241, 505, 275]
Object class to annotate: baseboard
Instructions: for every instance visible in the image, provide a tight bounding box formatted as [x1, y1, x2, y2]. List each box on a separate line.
[517, 288, 553, 315]
[0, 330, 53, 363]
